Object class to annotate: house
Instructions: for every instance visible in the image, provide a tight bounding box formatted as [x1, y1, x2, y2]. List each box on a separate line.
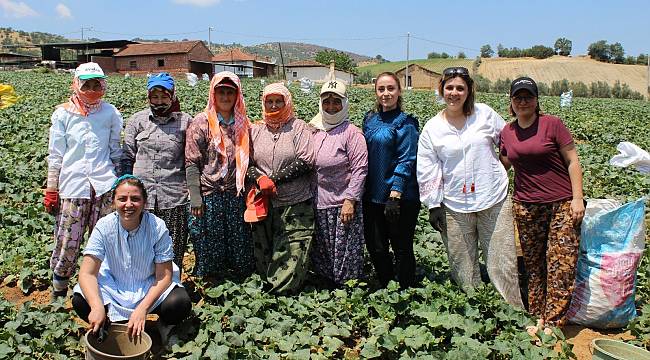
[212, 48, 276, 78]
[284, 60, 354, 84]
[394, 64, 442, 90]
[113, 40, 213, 77]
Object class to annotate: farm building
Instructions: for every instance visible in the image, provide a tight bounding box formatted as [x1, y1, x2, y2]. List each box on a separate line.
[212, 48, 277, 78]
[0, 51, 39, 69]
[284, 60, 354, 84]
[394, 63, 442, 90]
[113, 40, 214, 77]
[38, 40, 137, 69]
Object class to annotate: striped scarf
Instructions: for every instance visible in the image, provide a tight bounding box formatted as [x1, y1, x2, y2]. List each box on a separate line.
[204, 71, 251, 195]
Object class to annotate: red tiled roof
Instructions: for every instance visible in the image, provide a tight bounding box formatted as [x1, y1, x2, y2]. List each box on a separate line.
[285, 60, 326, 67]
[213, 48, 255, 61]
[114, 41, 203, 57]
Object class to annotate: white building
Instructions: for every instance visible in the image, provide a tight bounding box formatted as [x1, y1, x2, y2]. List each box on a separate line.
[284, 60, 354, 84]
[212, 48, 277, 78]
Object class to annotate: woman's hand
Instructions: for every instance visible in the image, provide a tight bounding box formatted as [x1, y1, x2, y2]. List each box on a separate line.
[191, 203, 204, 218]
[571, 198, 585, 225]
[127, 305, 148, 337]
[88, 306, 106, 334]
[340, 199, 355, 224]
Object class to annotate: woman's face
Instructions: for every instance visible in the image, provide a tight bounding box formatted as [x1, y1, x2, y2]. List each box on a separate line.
[511, 89, 537, 119]
[375, 75, 400, 111]
[80, 79, 102, 92]
[442, 76, 468, 111]
[322, 94, 343, 115]
[113, 183, 145, 224]
[149, 88, 172, 107]
[264, 94, 285, 112]
[214, 86, 237, 114]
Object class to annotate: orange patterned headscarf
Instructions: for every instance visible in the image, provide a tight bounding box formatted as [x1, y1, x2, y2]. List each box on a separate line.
[60, 77, 106, 116]
[204, 71, 251, 195]
[262, 83, 294, 130]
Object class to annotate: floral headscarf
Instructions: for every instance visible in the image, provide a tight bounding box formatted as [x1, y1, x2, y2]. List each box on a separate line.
[61, 77, 107, 116]
[262, 82, 294, 130]
[203, 71, 251, 195]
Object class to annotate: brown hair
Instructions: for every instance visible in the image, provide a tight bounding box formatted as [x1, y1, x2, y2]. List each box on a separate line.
[111, 177, 148, 203]
[374, 72, 403, 112]
[438, 73, 475, 116]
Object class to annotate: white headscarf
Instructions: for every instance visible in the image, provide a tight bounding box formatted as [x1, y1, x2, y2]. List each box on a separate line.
[310, 92, 349, 131]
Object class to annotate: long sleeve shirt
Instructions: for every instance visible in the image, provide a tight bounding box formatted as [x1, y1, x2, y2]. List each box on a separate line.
[47, 103, 122, 198]
[417, 103, 508, 213]
[249, 118, 315, 207]
[185, 112, 238, 196]
[313, 121, 368, 209]
[121, 109, 191, 210]
[362, 109, 420, 204]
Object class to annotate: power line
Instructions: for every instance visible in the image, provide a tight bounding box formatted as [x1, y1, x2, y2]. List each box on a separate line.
[204, 29, 404, 42]
[410, 35, 480, 53]
[90, 29, 207, 37]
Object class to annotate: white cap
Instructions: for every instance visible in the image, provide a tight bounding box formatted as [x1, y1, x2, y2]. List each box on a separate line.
[74, 62, 107, 80]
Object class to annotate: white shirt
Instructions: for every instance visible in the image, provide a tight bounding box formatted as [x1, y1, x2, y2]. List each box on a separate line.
[47, 103, 123, 198]
[73, 211, 182, 322]
[417, 103, 508, 213]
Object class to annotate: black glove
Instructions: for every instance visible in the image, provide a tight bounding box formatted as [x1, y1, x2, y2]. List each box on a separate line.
[384, 197, 401, 222]
[428, 207, 445, 232]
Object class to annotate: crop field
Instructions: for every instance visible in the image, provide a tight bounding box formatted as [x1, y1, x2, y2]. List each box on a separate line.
[0, 71, 649, 359]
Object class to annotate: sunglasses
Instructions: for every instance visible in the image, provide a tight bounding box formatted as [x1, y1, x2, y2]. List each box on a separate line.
[443, 67, 470, 77]
[511, 95, 536, 104]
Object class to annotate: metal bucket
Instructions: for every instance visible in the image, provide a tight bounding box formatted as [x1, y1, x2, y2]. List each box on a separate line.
[592, 339, 650, 360]
[85, 323, 152, 360]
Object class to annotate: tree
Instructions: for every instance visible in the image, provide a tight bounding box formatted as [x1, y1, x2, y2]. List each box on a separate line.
[637, 53, 648, 65]
[527, 45, 555, 59]
[427, 51, 442, 59]
[356, 69, 373, 84]
[554, 37, 572, 56]
[457, 51, 466, 59]
[588, 40, 610, 62]
[480, 44, 494, 58]
[315, 50, 355, 72]
[496, 43, 505, 57]
[609, 42, 625, 64]
[375, 54, 388, 63]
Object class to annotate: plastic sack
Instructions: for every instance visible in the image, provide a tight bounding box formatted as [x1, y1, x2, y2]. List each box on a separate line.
[567, 198, 646, 328]
[560, 90, 573, 108]
[299, 77, 313, 93]
[186, 73, 198, 87]
[202, 73, 210, 81]
[610, 142, 650, 175]
[434, 89, 445, 105]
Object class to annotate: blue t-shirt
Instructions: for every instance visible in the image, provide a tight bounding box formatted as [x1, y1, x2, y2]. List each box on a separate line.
[362, 109, 420, 203]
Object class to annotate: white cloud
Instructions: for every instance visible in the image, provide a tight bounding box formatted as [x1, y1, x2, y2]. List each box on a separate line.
[55, 3, 72, 19]
[0, 0, 38, 18]
[172, 0, 221, 7]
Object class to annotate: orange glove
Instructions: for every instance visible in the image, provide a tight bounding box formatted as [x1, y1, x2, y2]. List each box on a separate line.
[44, 190, 59, 214]
[257, 175, 276, 196]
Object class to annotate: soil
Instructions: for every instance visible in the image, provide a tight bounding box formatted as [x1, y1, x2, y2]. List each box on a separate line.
[561, 325, 636, 360]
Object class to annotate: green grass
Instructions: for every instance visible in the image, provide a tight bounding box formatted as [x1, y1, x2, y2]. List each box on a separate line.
[357, 58, 475, 76]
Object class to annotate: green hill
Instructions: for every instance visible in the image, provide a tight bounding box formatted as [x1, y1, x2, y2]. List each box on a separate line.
[357, 58, 476, 76]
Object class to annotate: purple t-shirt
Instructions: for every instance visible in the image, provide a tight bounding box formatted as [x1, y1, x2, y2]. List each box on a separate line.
[499, 115, 574, 203]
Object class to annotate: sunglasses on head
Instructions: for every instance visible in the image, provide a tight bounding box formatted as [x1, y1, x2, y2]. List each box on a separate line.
[443, 67, 470, 77]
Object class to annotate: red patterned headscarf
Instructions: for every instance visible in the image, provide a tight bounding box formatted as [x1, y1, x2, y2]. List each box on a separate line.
[262, 83, 294, 130]
[203, 71, 251, 195]
[61, 77, 106, 116]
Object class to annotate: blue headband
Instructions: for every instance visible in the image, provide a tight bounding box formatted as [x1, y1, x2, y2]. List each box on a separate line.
[111, 174, 141, 191]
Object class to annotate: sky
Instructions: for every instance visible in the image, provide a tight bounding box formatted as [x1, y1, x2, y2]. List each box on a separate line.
[1, 0, 648, 61]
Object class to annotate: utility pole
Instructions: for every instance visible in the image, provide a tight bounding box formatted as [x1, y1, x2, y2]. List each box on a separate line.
[278, 42, 286, 80]
[208, 27, 214, 51]
[405, 32, 410, 90]
[647, 53, 649, 98]
[81, 26, 92, 41]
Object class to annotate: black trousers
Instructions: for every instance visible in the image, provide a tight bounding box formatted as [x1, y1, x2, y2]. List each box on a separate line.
[363, 200, 420, 288]
[72, 286, 192, 325]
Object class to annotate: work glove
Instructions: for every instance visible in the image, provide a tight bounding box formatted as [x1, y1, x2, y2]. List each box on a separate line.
[257, 175, 277, 196]
[428, 207, 445, 232]
[43, 190, 59, 214]
[384, 197, 400, 223]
